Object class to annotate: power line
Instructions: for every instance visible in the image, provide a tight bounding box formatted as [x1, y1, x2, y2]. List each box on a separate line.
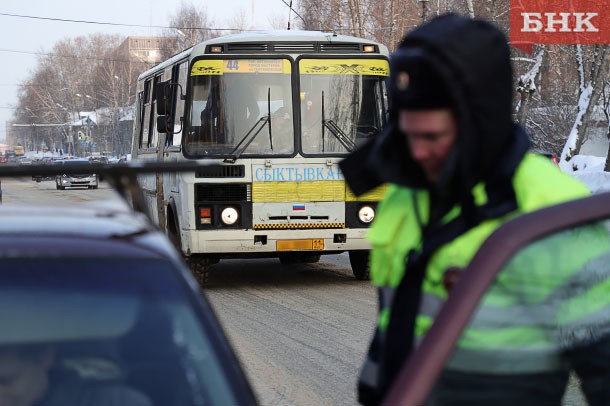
[0, 12, 257, 32]
[0, 10, 407, 34]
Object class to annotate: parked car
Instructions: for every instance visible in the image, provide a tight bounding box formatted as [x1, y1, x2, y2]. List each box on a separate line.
[89, 155, 110, 164]
[18, 156, 33, 165]
[0, 164, 256, 406]
[55, 159, 99, 190]
[32, 158, 62, 182]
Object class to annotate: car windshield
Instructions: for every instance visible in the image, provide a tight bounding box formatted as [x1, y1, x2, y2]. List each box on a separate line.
[0, 258, 241, 406]
[184, 58, 294, 158]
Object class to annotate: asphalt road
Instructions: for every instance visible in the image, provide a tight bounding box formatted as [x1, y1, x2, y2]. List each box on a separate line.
[1, 176, 588, 405]
[203, 256, 377, 406]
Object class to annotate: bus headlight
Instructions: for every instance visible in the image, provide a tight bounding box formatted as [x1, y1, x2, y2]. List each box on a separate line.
[221, 207, 239, 225]
[358, 206, 375, 223]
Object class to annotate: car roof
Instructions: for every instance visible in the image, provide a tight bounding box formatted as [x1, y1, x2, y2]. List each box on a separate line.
[0, 204, 182, 260]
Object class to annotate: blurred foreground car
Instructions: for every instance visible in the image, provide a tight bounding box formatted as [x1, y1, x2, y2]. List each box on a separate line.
[0, 164, 256, 406]
[384, 191, 610, 405]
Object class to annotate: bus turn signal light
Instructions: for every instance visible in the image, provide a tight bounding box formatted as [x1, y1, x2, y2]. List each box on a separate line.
[200, 207, 212, 224]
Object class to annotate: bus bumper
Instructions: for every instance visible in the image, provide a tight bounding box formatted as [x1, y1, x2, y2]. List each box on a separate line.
[182, 228, 371, 255]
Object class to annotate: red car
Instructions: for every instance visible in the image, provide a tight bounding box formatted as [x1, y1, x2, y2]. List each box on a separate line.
[530, 149, 560, 167]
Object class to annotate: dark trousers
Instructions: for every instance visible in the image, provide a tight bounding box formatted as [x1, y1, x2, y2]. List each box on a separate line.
[564, 335, 610, 406]
[427, 336, 610, 406]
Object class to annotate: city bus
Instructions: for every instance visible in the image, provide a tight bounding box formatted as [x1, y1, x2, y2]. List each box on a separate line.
[132, 30, 389, 282]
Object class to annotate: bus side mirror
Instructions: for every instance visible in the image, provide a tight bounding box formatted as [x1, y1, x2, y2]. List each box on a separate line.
[157, 115, 172, 134]
[156, 81, 173, 116]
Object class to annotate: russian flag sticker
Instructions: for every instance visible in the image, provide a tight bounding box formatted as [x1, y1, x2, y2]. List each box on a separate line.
[292, 204, 306, 211]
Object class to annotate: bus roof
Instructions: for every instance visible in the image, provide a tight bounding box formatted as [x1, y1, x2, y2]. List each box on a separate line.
[138, 30, 389, 80]
[203, 30, 385, 46]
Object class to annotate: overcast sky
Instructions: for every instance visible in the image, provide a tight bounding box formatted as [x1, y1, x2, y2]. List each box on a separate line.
[0, 0, 293, 143]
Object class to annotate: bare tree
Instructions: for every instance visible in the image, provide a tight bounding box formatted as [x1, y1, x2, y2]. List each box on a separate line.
[515, 46, 546, 126]
[162, 2, 219, 58]
[13, 34, 132, 156]
[226, 8, 251, 34]
[561, 45, 610, 166]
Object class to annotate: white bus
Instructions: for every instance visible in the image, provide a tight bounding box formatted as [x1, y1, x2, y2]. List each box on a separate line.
[132, 30, 389, 282]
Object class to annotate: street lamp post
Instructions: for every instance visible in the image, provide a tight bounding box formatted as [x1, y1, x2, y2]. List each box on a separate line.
[175, 29, 187, 51]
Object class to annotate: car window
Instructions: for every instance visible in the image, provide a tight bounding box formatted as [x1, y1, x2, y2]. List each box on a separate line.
[0, 258, 244, 406]
[386, 192, 610, 405]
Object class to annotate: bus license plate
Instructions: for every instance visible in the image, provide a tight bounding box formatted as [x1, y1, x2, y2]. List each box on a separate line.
[277, 239, 324, 251]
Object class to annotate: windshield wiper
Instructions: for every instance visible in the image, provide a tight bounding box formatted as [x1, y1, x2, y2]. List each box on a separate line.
[320, 91, 356, 152]
[224, 88, 273, 163]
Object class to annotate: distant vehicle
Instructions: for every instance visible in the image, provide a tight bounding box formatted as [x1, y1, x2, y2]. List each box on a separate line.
[55, 159, 98, 190]
[0, 155, 7, 164]
[529, 150, 560, 167]
[89, 155, 109, 164]
[13, 145, 25, 156]
[0, 164, 256, 406]
[33, 159, 62, 182]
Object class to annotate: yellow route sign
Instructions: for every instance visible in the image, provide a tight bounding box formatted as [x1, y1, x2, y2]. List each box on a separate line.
[191, 59, 291, 76]
[299, 59, 389, 76]
[191, 60, 223, 76]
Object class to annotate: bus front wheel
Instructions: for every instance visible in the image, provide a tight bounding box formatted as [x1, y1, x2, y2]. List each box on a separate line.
[349, 250, 370, 280]
[188, 257, 210, 285]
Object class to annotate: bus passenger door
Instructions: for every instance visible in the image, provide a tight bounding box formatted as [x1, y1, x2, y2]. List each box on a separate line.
[156, 132, 166, 231]
[157, 61, 188, 232]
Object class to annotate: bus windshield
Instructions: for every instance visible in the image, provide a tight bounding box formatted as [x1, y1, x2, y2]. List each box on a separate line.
[299, 58, 388, 155]
[185, 58, 294, 158]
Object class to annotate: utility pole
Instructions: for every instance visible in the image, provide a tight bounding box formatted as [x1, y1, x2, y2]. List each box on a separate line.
[418, 0, 429, 24]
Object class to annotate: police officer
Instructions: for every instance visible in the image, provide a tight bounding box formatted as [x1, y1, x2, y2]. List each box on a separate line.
[340, 13, 610, 405]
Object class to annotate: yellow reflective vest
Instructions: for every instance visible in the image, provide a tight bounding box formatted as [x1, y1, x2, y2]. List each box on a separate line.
[368, 154, 606, 373]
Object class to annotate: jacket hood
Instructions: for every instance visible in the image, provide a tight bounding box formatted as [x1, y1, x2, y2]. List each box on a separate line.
[340, 14, 528, 204]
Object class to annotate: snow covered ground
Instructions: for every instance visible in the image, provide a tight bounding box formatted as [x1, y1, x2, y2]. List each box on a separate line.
[561, 129, 610, 194]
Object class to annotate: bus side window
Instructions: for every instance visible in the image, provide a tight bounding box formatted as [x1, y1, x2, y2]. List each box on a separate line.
[140, 80, 152, 149]
[167, 61, 188, 147]
[149, 75, 161, 148]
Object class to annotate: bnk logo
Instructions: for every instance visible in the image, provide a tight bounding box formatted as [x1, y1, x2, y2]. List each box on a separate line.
[521, 12, 598, 32]
[510, 0, 609, 49]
